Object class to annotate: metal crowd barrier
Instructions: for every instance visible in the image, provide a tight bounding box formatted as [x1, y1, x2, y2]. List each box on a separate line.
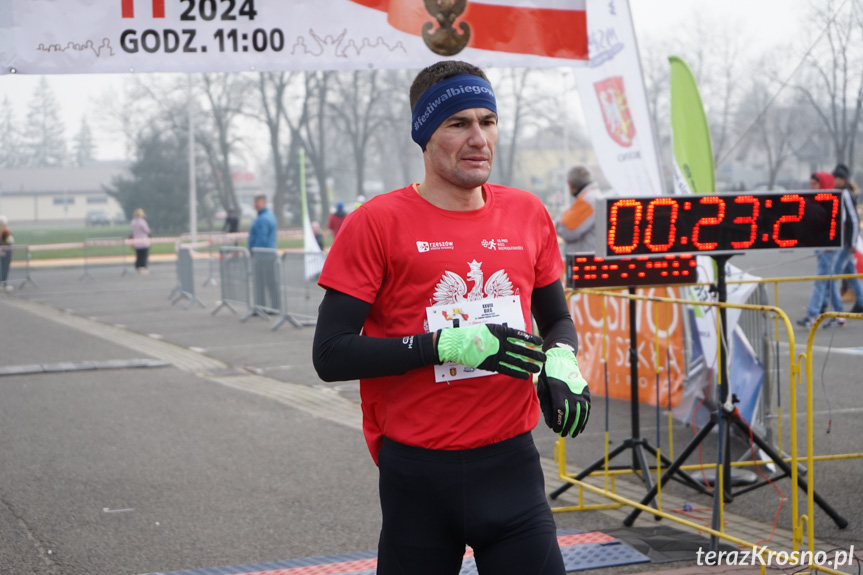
[1, 245, 37, 290]
[175, 232, 232, 288]
[171, 247, 205, 309]
[737, 283, 773, 440]
[212, 246, 253, 320]
[79, 237, 132, 280]
[276, 251, 325, 328]
[250, 247, 283, 329]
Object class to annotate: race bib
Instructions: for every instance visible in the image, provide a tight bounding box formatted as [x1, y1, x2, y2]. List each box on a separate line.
[426, 296, 525, 383]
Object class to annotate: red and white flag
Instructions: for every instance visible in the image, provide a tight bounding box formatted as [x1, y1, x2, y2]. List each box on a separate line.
[350, 0, 587, 60]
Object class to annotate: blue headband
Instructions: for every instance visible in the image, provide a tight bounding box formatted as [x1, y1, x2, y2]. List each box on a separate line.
[411, 74, 497, 150]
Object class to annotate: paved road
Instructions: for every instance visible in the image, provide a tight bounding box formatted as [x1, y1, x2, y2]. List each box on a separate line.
[1, 250, 861, 574]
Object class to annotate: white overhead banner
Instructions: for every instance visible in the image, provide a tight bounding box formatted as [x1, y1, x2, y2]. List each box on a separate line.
[0, 0, 588, 75]
[572, 0, 664, 196]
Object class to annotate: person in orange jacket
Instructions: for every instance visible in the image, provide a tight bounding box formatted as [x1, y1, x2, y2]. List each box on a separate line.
[554, 165, 604, 255]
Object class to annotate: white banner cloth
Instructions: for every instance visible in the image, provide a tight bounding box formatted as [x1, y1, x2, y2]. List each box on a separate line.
[572, 0, 664, 196]
[0, 0, 588, 75]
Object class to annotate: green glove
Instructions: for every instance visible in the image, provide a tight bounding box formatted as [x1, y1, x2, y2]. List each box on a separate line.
[537, 345, 590, 437]
[436, 324, 545, 380]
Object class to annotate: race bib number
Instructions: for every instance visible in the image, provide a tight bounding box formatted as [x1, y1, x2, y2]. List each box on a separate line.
[426, 296, 525, 383]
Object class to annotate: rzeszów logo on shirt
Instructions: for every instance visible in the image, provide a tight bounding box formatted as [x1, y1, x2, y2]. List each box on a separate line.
[481, 238, 524, 251]
[417, 240, 454, 253]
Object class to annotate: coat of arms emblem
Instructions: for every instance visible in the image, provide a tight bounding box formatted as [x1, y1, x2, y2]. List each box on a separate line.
[594, 76, 635, 148]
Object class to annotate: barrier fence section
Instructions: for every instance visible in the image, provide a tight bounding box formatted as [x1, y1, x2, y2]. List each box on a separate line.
[803, 312, 863, 567]
[79, 237, 132, 280]
[171, 247, 205, 309]
[276, 251, 325, 329]
[552, 285, 863, 575]
[180, 232, 234, 288]
[1, 245, 37, 290]
[212, 246, 253, 320]
[250, 248, 283, 329]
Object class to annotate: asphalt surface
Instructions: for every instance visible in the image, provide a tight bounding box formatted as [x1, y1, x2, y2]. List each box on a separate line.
[1, 250, 862, 575]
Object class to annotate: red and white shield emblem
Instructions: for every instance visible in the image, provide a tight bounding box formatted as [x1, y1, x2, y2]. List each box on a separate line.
[594, 77, 635, 148]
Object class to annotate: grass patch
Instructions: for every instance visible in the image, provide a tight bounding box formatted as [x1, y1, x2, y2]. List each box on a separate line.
[12, 224, 313, 260]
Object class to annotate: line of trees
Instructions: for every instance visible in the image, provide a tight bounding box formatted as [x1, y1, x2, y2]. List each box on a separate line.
[0, 78, 95, 169]
[641, 0, 863, 191]
[98, 66, 562, 231]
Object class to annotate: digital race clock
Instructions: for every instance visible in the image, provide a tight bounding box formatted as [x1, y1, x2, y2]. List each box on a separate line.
[596, 191, 844, 258]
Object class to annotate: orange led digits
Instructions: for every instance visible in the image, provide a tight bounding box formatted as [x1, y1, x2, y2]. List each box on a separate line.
[691, 196, 726, 251]
[608, 199, 643, 254]
[644, 197, 679, 252]
[600, 192, 842, 257]
[814, 193, 839, 240]
[772, 194, 805, 248]
[730, 195, 759, 249]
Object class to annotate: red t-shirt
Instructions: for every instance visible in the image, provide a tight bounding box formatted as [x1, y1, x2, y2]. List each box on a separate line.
[318, 183, 562, 462]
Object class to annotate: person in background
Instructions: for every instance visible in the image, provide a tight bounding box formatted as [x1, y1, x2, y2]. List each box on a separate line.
[311, 220, 324, 250]
[130, 208, 151, 275]
[248, 194, 279, 309]
[222, 208, 239, 235]
[798, 172, 841, 327]
[248, 194, 277, 250]
[555, 165, 603, 255]
[829, 164, 863, 315]
[0, 215, 14, 289]
[354, 194, 366, 211]
[327, 202, 348, 239]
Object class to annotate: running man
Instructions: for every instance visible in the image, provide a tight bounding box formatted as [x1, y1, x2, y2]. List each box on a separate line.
[312, 61, 590, 575]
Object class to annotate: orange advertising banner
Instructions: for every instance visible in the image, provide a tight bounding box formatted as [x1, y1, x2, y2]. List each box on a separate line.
[569, 288, 685, 407]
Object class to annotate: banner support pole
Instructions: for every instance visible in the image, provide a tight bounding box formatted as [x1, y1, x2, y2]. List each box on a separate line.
[188, 74, 197, 237]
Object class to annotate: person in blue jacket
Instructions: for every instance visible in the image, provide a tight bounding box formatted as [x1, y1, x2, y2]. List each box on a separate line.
[248, 194, 277, 250]
[248, 194, 279, 310]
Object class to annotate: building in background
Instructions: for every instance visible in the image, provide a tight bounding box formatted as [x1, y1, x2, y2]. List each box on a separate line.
[0, 163, 129, 224]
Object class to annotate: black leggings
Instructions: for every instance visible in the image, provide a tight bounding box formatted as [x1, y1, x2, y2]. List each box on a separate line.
[376, 433, 564, 575]
[0, 251, 10, 283]
[134, 248, 149, 269]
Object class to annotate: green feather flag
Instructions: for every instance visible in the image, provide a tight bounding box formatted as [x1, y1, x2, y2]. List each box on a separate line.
[669, 56, 715, 196]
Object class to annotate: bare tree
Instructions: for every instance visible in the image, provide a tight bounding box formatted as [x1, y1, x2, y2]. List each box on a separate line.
[287, 71, 332, 225]
[120, 75, 219, 228]
[492, 68, 545, 188]
[705, 28, 744, 165]
[374, 69, 421, 191]
[328, 70, 389, 201]
[795, 0, 863, 167]
[738, 74, 807, 190]
[197, 73, 248, 213]
[255, 71, 301, 226]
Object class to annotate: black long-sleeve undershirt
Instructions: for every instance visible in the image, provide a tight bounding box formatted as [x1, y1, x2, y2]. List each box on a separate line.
[312, 281, 578, 382]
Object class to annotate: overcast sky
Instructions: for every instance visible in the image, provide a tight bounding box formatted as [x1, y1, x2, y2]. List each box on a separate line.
[0, 0, 821, 160]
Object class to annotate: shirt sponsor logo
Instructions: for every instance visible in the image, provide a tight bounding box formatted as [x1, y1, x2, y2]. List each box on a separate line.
[417, 240, 454, 253]
[482, 238, 524, 251]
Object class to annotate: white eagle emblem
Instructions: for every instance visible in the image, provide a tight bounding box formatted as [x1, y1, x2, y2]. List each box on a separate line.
[433, 260, 514, 305]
